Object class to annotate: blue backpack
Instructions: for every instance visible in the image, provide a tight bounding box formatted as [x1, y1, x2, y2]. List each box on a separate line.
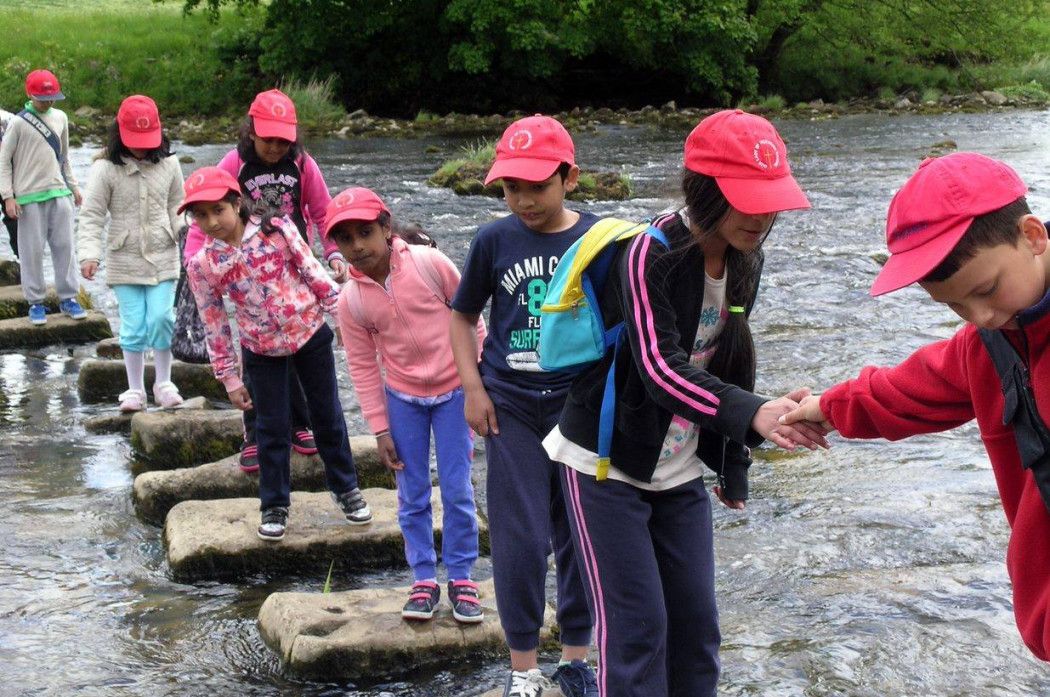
[538, 217, 669, 480]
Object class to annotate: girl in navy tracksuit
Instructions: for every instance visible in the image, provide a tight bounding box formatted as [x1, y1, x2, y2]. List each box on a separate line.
[543, 110, 825, 696]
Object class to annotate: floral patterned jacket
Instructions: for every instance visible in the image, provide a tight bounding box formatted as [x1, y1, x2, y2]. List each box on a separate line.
[186, 215, 339, 393]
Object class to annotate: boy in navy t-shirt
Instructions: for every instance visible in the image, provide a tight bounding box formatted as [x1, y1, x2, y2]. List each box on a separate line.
[449, 115, 598, 697]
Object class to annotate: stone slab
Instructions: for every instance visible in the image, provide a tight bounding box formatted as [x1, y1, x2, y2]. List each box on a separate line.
[78, 357, 225, 403]
[0, 311, 112, 350]
[0, 259, 19, 286]
[95, 337, 123, 359]
[83, 396, 210, 435]
[133, 435, 389, 524]
[477, 688, 566, 697]
[164, 488, 489, 582]
[0, 284, 59, 319]
[131, 408, 243, 470]
[258, 579, 555, 681]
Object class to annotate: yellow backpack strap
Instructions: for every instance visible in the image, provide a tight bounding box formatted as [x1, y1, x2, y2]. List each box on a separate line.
[544, 218, 648, 311]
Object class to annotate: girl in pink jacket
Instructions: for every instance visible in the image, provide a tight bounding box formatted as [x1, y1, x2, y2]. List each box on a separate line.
[326, 187, 485, 624]
[182, 167, 371, 542]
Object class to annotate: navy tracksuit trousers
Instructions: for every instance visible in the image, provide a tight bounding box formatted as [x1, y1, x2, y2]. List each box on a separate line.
[483, 374, 593, 651]
[561, 467, 720, 697]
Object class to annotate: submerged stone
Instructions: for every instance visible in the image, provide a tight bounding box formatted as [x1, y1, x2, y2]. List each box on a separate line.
[163, 488, 489, 581]
[84, 395, 210, 435]
[0, 284, 59, 319]
[0, 311, 112, 349]
[78, 358, 225, 403]
[258, 578, 555, 681]
[0, 260, 19, 286]
[95, 337, 123, 359]
[131, 408, 243, 470]
[132, 436, 388, 524]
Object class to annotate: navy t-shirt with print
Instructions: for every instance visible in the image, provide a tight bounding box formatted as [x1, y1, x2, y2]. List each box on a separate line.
[452, 211, 600, 390]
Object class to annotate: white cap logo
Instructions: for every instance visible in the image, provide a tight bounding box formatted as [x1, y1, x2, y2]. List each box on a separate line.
[337, 192, 355, 207]
[191, 173, 206, 189]
[508, 129, 533, 151]
[753, 140, 781, 170]
[271, 103, 287, 118]
[135, 116, 152, 129]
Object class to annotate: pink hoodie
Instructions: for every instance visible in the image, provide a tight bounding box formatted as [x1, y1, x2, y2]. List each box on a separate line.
[337, 237, 485, 434]
[182, 149, 339, 262]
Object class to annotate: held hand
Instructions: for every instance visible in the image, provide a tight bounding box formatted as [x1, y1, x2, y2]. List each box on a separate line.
[752, 397, 830, 451]
[4, 199, 20, 219]
[73, 190, 83, 207]
[464, 386, 499, 437]
[228, 386, 253, 411]
[329, 258, 348, 284]
[376, 433, 403, 471]
[713, 485, 745, 510]
[779, 394, 834, 432]
[80, 261, 98, 280]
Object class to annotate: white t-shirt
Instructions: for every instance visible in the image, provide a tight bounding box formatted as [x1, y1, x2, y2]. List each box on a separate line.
[543, 269, 728, 491]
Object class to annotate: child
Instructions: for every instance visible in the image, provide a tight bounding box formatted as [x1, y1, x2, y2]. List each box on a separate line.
[449, 115, 599, 697]
[327, 187, 486, 623]
[183, 89, 343, 471]
[543, 110, 823, 697]
[0, 105, 17, 257]
[780, 151, 1050, 661]
[0, 69, 87, 324]
[78, 95, 184, 411]
[182, 166, 371, 540]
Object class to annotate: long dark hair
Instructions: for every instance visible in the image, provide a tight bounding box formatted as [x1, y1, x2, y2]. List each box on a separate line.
[104, 120, 173, 165]
[198, 191, 282, 237]
[671, 170, 769, 392]
[236, 117, 302, 164]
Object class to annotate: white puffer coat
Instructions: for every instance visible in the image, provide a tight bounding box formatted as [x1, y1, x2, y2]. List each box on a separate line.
[77, 153, 183, 286]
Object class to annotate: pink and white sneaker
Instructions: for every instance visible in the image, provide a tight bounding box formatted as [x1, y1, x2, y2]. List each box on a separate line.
[118, 389, 147, 413]
[152, 381, 183, 409]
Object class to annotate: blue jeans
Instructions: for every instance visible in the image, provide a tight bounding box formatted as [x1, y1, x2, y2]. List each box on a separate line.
[242, 323, 359, 510]
[112, 281, 176, 352]
[386, 387, 479, 581]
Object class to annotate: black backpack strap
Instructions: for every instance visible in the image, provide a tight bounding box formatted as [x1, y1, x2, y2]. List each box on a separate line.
[16, 108, 71, 191]
[978, 328, 1050, 512]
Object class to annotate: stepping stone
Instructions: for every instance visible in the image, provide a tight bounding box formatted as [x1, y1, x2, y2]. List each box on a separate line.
[164, 488, 489, 581]
[0, 259, 19, 286]
[84, 395, 210, 435]
[0, 284, 59, 319]
[78, 357, 225, 403]
[95, 337, 123, 359]
[132, 435, 389, 524]
[131, 408, 243, 470]
[258, 578, 555, 681]
[478, 688, 566, 697]
[0, 310, 112, 350]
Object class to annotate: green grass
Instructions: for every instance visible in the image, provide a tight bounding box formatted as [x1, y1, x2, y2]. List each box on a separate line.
[282, 76, 346, 133]
[0, 0, 264, 117]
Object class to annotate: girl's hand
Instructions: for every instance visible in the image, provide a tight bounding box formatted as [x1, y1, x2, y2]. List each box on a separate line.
[376, 432, 403, 471]
[752, 397, 830, 451]
[329, 258, 348, 284]
[80, 261, 99, 280]
[464, 385, 499, 437]
[228, 386, 253, 411]
[779, 394, 834, 432]
[713, 485, 746, 510]
[73, 190, 83, 207]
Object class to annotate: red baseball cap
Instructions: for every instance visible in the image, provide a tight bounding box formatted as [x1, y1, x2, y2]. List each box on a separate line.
[484, 114, 575, 185]
[117, 95, 162, 150]
[684, 109, 809, 215]
[324, 187, 391, 239]
[25, 69, 64, 101]
[871, 152, 1028, 296]
[248, 89, 297, 141]
[178, 166, 241, 214]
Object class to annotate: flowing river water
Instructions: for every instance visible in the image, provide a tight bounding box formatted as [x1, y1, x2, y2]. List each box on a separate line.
[3, 109, 1050, 696]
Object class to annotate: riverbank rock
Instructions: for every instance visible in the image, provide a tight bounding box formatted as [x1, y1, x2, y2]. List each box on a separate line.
[132, 436, 387, 524]
[84, 395, 209, 435]
[131, 408, 243, 469]
[0, 311, 112, 349]
[258, 579, 554, 681]
[77, 358, 225, 403]
[164, 488, 489, 581]
[0, 260, 21, 286]
[95, 337, 123, 359]
[429, 160, 632, 201]
[0, 284, 60, 320]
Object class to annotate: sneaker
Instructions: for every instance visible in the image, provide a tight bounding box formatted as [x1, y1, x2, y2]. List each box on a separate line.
[291, 428, 318, 455]
[152, 380, 183, 409]
[552, 660, 599, 697]
[257, 506, 288, 541]
[239, 443, 259, 473]
[59, 297, 87, 320]
[333, 487, 372, 525]
[503, 669, 552, 697]
[447, 579, 484, 624]
[28, 304, 47, 325]
[401, 581, 441, 621]
[118, 388, 146, 413]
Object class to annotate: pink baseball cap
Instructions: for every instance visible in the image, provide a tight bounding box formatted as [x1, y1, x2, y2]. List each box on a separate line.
[117, 95, 162, 150]
[178, 166, 241, 214]
[25, 69, 64, 101]
[871, 152, 1028, 296]
[484, 114, 575, 185]
[323, 187, 391, 239]
[248, 89, 297, 141]
[684, 109, 809, 215]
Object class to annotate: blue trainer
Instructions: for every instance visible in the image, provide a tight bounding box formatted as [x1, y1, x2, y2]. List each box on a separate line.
[59, 298, 87, 320]
[552, 660, 599, 697]
[28, 303, 47, 325]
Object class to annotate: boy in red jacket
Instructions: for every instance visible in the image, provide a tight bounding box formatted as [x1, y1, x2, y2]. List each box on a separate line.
[781, 152, 1050, 660]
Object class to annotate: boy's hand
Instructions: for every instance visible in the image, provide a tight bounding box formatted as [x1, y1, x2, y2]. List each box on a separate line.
[779, 394, 834, 432]
[464, 385, 499, 437]
[80, 261, 98, 280]
[228, 387, 253, 411]
[4, 199, 20, 219]
[376, 432, 403, 471]
[751, 395, 830, 451]
[329, 258, 348, 283]
[73, 190, 82, 207]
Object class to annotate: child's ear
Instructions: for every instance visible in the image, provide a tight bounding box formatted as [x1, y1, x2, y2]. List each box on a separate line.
[564, 165, 581, 193]
[1020, 214, 1048, 256]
